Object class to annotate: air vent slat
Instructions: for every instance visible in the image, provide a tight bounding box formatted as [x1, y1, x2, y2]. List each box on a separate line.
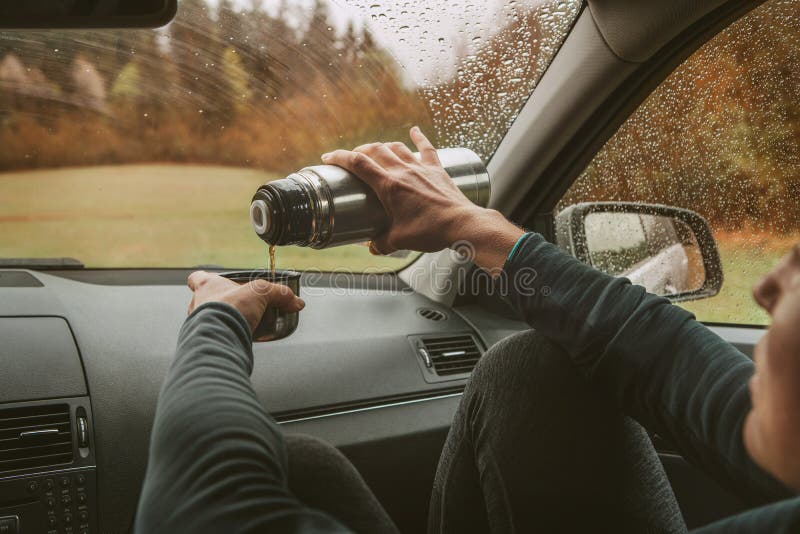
[0, 421, 69, 441]
[429, 346, 481, 354]
[0, 404, 73, 474]
[425, 345, 477, 352]
[422, 337, 470, 344]
[426, 339, 478, 347]
[431, 357, 481, 365]
[431, 356, 480, 365]
[418, 334, 483, 377]
[436, 365, 480, 375]
[0, 411, 70, 425]
[0, 441, 73, 459]
[0, 450, 73, 466]
[0, 432, 71, 446]
[435, 359, 480, 366]
[0, 454, 74, 472]
[436, 360, 478, 374]
[429, 346, 481, 353]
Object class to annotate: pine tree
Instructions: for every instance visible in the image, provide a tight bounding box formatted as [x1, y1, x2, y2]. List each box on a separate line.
[169, 0, 229, 122]
[298, 0, 339, 85]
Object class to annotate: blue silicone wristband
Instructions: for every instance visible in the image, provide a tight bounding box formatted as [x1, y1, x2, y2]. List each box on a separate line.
[506, 232, 532, 264]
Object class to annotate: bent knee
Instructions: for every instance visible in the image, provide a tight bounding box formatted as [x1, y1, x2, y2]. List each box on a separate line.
[466, 330, 586, 402]
[285, 433, 348, 467]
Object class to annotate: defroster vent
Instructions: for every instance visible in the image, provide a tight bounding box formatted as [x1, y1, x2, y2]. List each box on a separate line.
[417, 308, 447, 322]
[417, 334, 483, 377]
[0, 403, 73, 474]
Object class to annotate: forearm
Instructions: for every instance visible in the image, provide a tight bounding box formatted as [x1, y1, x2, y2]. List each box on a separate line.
[446, 207, 524, 273]
[135, 303, 345, 533]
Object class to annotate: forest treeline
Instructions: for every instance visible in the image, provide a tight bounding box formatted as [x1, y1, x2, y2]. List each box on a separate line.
[0, 0, 432, 172]
[1, 0, 799, 232]
[0, 0, 572, 172]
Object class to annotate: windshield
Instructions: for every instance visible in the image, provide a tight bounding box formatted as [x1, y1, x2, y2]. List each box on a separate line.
[0, 0, 581, 270]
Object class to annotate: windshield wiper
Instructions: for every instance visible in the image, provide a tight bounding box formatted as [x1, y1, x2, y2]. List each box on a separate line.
[0, 258, 85, 270]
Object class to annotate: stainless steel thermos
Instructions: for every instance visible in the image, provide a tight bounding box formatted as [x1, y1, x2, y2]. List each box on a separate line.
[249, 147, 491, 248]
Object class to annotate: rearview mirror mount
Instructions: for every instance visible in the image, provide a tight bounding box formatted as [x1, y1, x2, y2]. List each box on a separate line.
[0, 0, 177, 29]
[556, 202, 724, 303]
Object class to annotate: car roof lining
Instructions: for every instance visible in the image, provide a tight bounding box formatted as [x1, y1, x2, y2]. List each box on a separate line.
[587, 0, 728, 63]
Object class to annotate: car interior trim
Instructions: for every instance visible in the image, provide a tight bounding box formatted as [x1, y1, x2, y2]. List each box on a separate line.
[0, 466, 97, 484]
[276, 391, 465, 425]
[586, 0, 728, 63]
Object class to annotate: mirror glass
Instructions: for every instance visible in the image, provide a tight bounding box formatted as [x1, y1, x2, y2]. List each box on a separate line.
[584, 212, 706, 297]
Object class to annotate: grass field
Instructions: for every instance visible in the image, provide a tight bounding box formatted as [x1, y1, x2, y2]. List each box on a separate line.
[1, 165, 795, 326]
[0, 165, 411, 272]
[680, 240, 782, 325]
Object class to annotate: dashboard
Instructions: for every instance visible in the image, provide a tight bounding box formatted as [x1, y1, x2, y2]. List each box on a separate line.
[0, 268, 527, 534]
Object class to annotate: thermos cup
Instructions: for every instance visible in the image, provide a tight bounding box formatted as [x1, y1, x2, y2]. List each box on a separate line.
[219, 270, 301, 342]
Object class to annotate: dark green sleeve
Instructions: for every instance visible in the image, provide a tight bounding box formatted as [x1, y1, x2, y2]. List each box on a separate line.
[134, 302, 351, 534]
[502, 233, 791, 505]
[692, 497, 800, 533]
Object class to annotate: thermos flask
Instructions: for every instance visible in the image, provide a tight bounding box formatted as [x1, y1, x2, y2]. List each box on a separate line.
[249, 147, 491, 248]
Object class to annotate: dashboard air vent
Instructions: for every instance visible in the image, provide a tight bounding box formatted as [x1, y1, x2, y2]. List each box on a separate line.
[420, 334, 482, 376]
[0, 404, 73, 474]
[417, 307, 447, 321]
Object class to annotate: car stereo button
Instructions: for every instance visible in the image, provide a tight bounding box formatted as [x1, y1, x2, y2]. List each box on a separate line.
[0, 516, 18, 534]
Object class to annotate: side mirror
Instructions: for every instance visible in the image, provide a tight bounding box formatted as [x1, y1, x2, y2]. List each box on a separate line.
[0, 0, 177, 29]
[555, 202, 723, 302]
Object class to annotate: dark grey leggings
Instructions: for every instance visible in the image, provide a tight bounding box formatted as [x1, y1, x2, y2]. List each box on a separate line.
[428, 330, 687, 533]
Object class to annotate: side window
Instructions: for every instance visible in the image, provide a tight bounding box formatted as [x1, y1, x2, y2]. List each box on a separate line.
[560, 0, 799, 325]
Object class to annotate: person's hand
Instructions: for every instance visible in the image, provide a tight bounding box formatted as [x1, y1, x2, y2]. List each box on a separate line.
[321, 127, 523, 271]
[187, 271, 304, 334]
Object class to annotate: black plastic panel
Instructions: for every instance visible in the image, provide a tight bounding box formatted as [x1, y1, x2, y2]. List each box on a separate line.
[0, 272, 43, 288]
[0, 319, 86, 403]
[281, 393, 462, 533]
[660, 453, 747, 529]
[0, 469, 98, 534]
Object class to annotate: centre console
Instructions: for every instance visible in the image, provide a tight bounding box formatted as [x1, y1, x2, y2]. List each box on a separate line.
[0, 310, 97, 534]
[0, 399, 97, 534]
